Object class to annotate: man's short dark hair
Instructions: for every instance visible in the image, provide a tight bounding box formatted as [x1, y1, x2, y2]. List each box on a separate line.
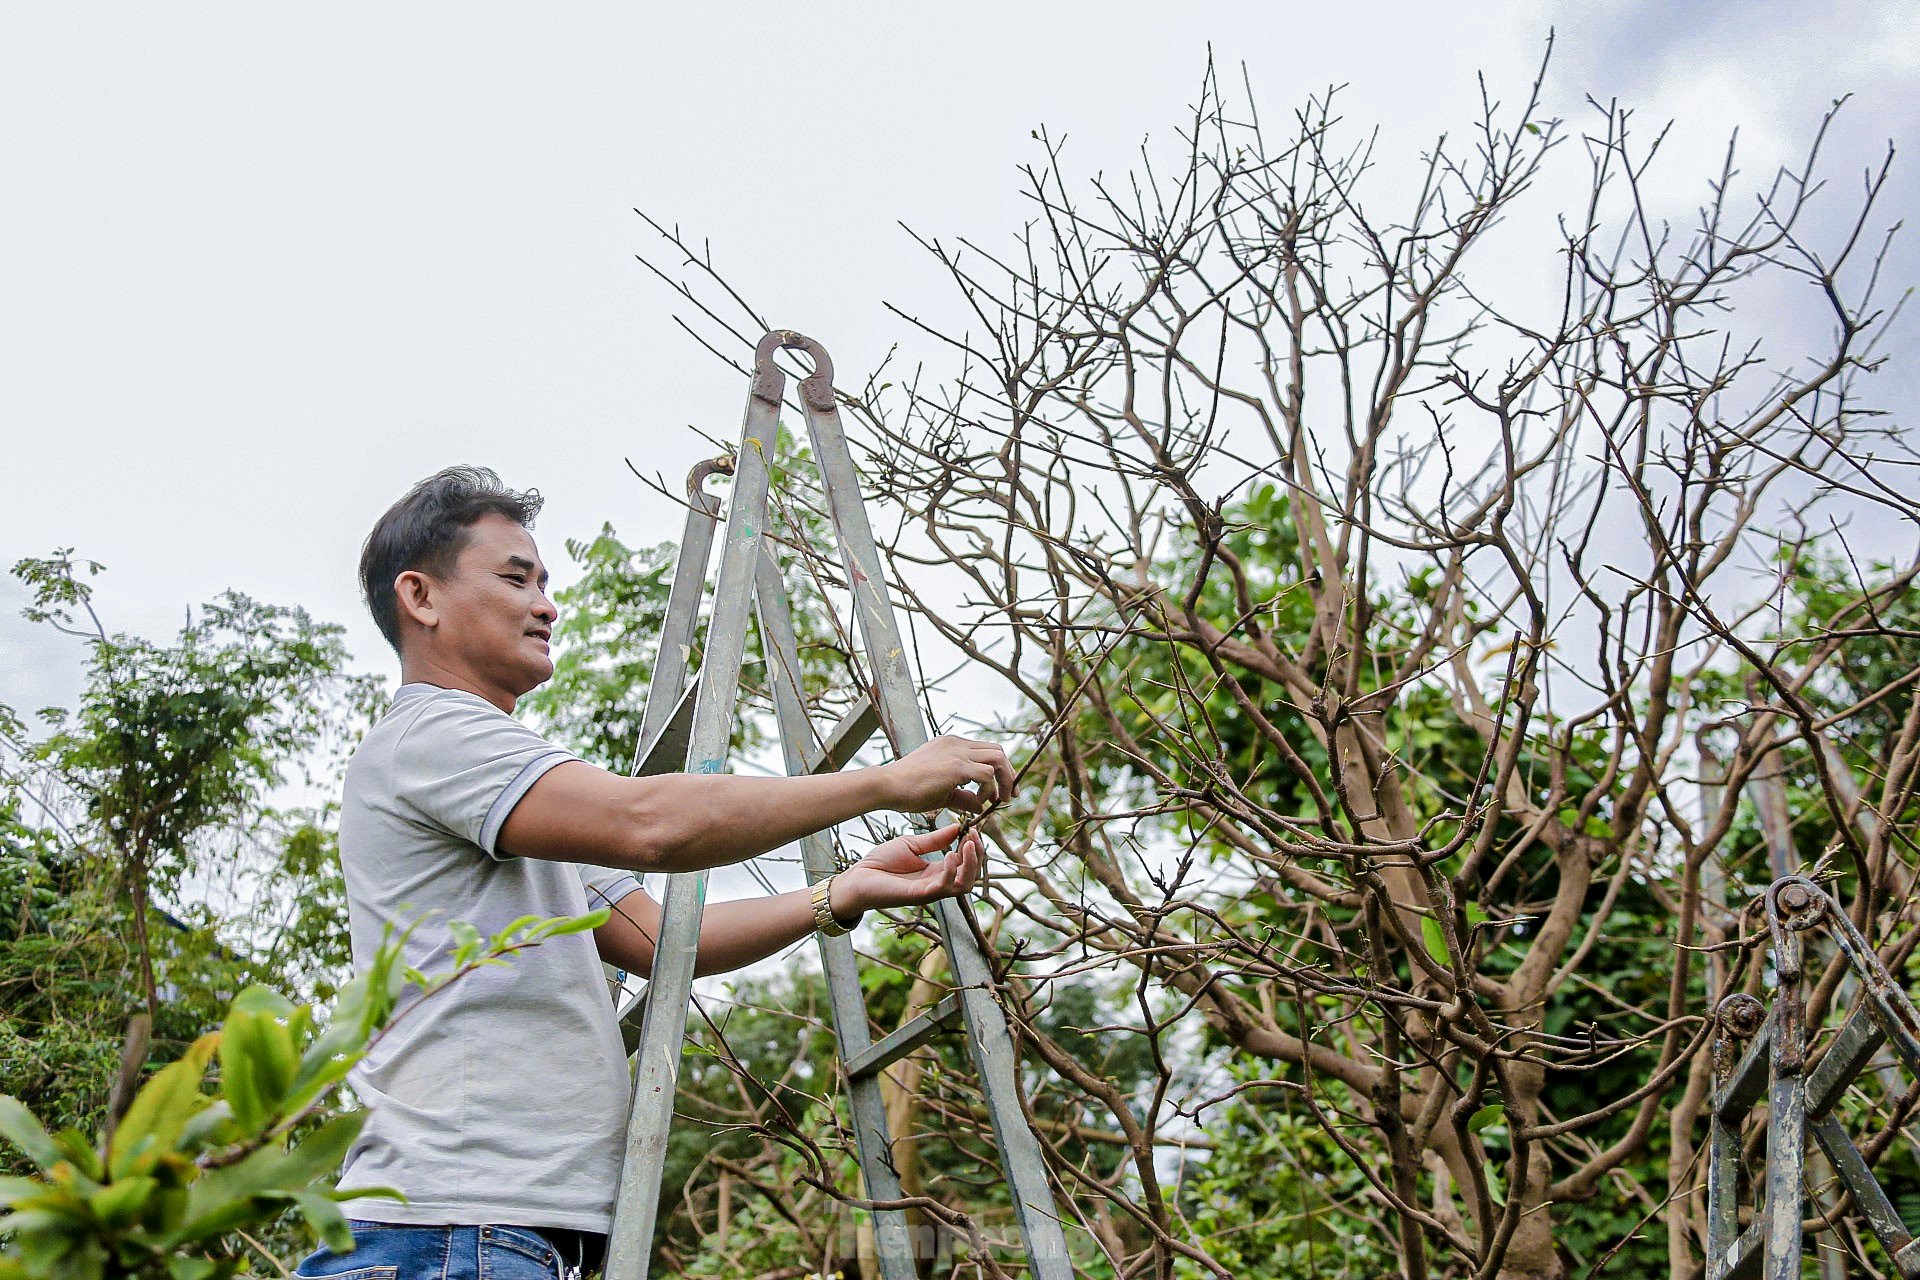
[359, 466, 544, 653]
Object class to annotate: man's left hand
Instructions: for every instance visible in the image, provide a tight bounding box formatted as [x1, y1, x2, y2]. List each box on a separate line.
[832, 823, 984, 917]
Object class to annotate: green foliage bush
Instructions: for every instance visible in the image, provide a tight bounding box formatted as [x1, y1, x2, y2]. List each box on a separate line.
[0, 911, 606, 1280]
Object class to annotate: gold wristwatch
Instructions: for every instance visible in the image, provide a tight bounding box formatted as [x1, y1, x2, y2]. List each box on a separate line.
[811, 874, 862, 936]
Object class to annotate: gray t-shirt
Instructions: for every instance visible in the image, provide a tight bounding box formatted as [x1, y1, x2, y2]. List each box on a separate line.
[334, 682, 641, 1233]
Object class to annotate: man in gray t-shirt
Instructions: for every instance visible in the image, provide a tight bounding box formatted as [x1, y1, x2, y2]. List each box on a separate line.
[303, 467, 1011, 1280]
[334, 682, 640, 1235]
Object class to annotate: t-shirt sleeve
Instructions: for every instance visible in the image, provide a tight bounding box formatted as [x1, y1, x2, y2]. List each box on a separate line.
[387, 694, 580, 859]
[573, 862, 644, 913]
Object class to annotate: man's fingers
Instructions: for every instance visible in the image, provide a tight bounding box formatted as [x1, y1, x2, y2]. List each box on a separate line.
[906, 822, 964, 853]
[968, 752, 1007, 804]
[959, 759, 989, 805]
[967, 744, 1013, 805]
[868, 822, 983, 904]
[899, 736, 1017, 812]
[950, 832, 979, 888]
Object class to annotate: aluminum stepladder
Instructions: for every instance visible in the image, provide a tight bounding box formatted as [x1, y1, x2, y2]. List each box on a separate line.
[601, 329, 1074, 1280]
[1706, 875, 1920, 1279]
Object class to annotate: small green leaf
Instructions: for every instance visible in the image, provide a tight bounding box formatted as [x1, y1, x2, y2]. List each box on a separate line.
[1468, 1104, 1504, 1134]
[1420, 916, 1448, 966]
[288, 972, 389, 1103]
[0, 1175, 45, 1205]
[230, 985, 296, 1019]
[50, 1130, 103, 1182]
[288, 1189, 354, 1252]
[0, 1097, 62, 1171]
[449, 919, 482, 952]
[178, 1100, 236, 1151]
[274, 1111, 367, 1188]
[332, 1183, 403, 1203]
[218, 1019, 268, 1135]
[220, 1004, 298, 1134]
[280, 1052, 362, 1118]
[167, 1256, 219, 1280]
[491, 914, 543, 944]
[530, 909, 609, 940]
[88, 1175, 155, 1230]
[160, 1194, 263, 1247]
[108, 1033, 217, 1178]
[0, 1185, 90, 1222]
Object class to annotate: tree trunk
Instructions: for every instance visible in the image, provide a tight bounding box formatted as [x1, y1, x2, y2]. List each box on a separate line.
[1498, 1065, 1565, 1280]
[124, 848, 160, 1023]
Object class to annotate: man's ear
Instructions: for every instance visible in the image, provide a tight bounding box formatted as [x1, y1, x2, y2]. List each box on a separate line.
[393, 570, 439, 633]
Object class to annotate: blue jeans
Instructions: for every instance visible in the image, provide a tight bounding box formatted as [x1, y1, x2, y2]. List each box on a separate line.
[293, 1221, 574, 1280]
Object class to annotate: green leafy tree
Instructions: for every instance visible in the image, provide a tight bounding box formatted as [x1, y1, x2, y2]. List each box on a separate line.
[9, 552, 380, 1024]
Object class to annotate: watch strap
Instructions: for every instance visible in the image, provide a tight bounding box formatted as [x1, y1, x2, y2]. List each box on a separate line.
[811, 874, 862, 936]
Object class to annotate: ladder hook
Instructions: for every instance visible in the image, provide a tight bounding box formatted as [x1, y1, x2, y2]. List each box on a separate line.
[752, 329, 838, 413]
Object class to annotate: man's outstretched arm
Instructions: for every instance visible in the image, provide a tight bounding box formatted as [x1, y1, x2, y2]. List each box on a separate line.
[496, 733, 1013, 875]
[590, 823, 984, 979]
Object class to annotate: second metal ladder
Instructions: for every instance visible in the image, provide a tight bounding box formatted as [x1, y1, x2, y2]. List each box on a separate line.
[602, 329, 1073, 1280]
[1708, 875, 1920, 1277]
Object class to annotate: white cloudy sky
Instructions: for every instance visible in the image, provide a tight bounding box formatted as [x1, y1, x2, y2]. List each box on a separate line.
[3, 0, 1915, 721]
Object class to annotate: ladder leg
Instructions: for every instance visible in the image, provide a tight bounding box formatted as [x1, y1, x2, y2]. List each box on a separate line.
[754, 548, 925, 1280]
[631, 457, 732, 767]
[1762, 1033, 1806, 1278]
[609, 461, 732, 1036]
[1705, 1042, 1740, 1270]
[1762, 897, 1808, 1280]
[604, 374, 779, 1280]
[610, 330, 1072, 1278]
[786, 334, 1076, 1280]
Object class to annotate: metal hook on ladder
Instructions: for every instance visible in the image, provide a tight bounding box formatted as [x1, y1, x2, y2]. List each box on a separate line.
[602, 330, 1073, 1280]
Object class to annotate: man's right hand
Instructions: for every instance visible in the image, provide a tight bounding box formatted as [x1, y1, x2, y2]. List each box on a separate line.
[881, 735, 1016, 814]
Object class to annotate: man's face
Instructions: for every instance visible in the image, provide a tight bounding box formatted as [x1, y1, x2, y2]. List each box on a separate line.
[417, 512, 558, 696]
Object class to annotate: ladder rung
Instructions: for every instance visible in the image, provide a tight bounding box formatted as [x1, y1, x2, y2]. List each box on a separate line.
[806, 695, 882, 774]
[1806, 1005, 1885, 1118]
[844, 993, 963, 1079]
[634, 683, 700, 777]
[1811, 1112, 1920, 1270]
[1709, 1220, 1765, 1280]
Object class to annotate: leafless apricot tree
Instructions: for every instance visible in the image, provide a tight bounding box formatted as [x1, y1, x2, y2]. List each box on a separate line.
[640, 54, 1917, 1280]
